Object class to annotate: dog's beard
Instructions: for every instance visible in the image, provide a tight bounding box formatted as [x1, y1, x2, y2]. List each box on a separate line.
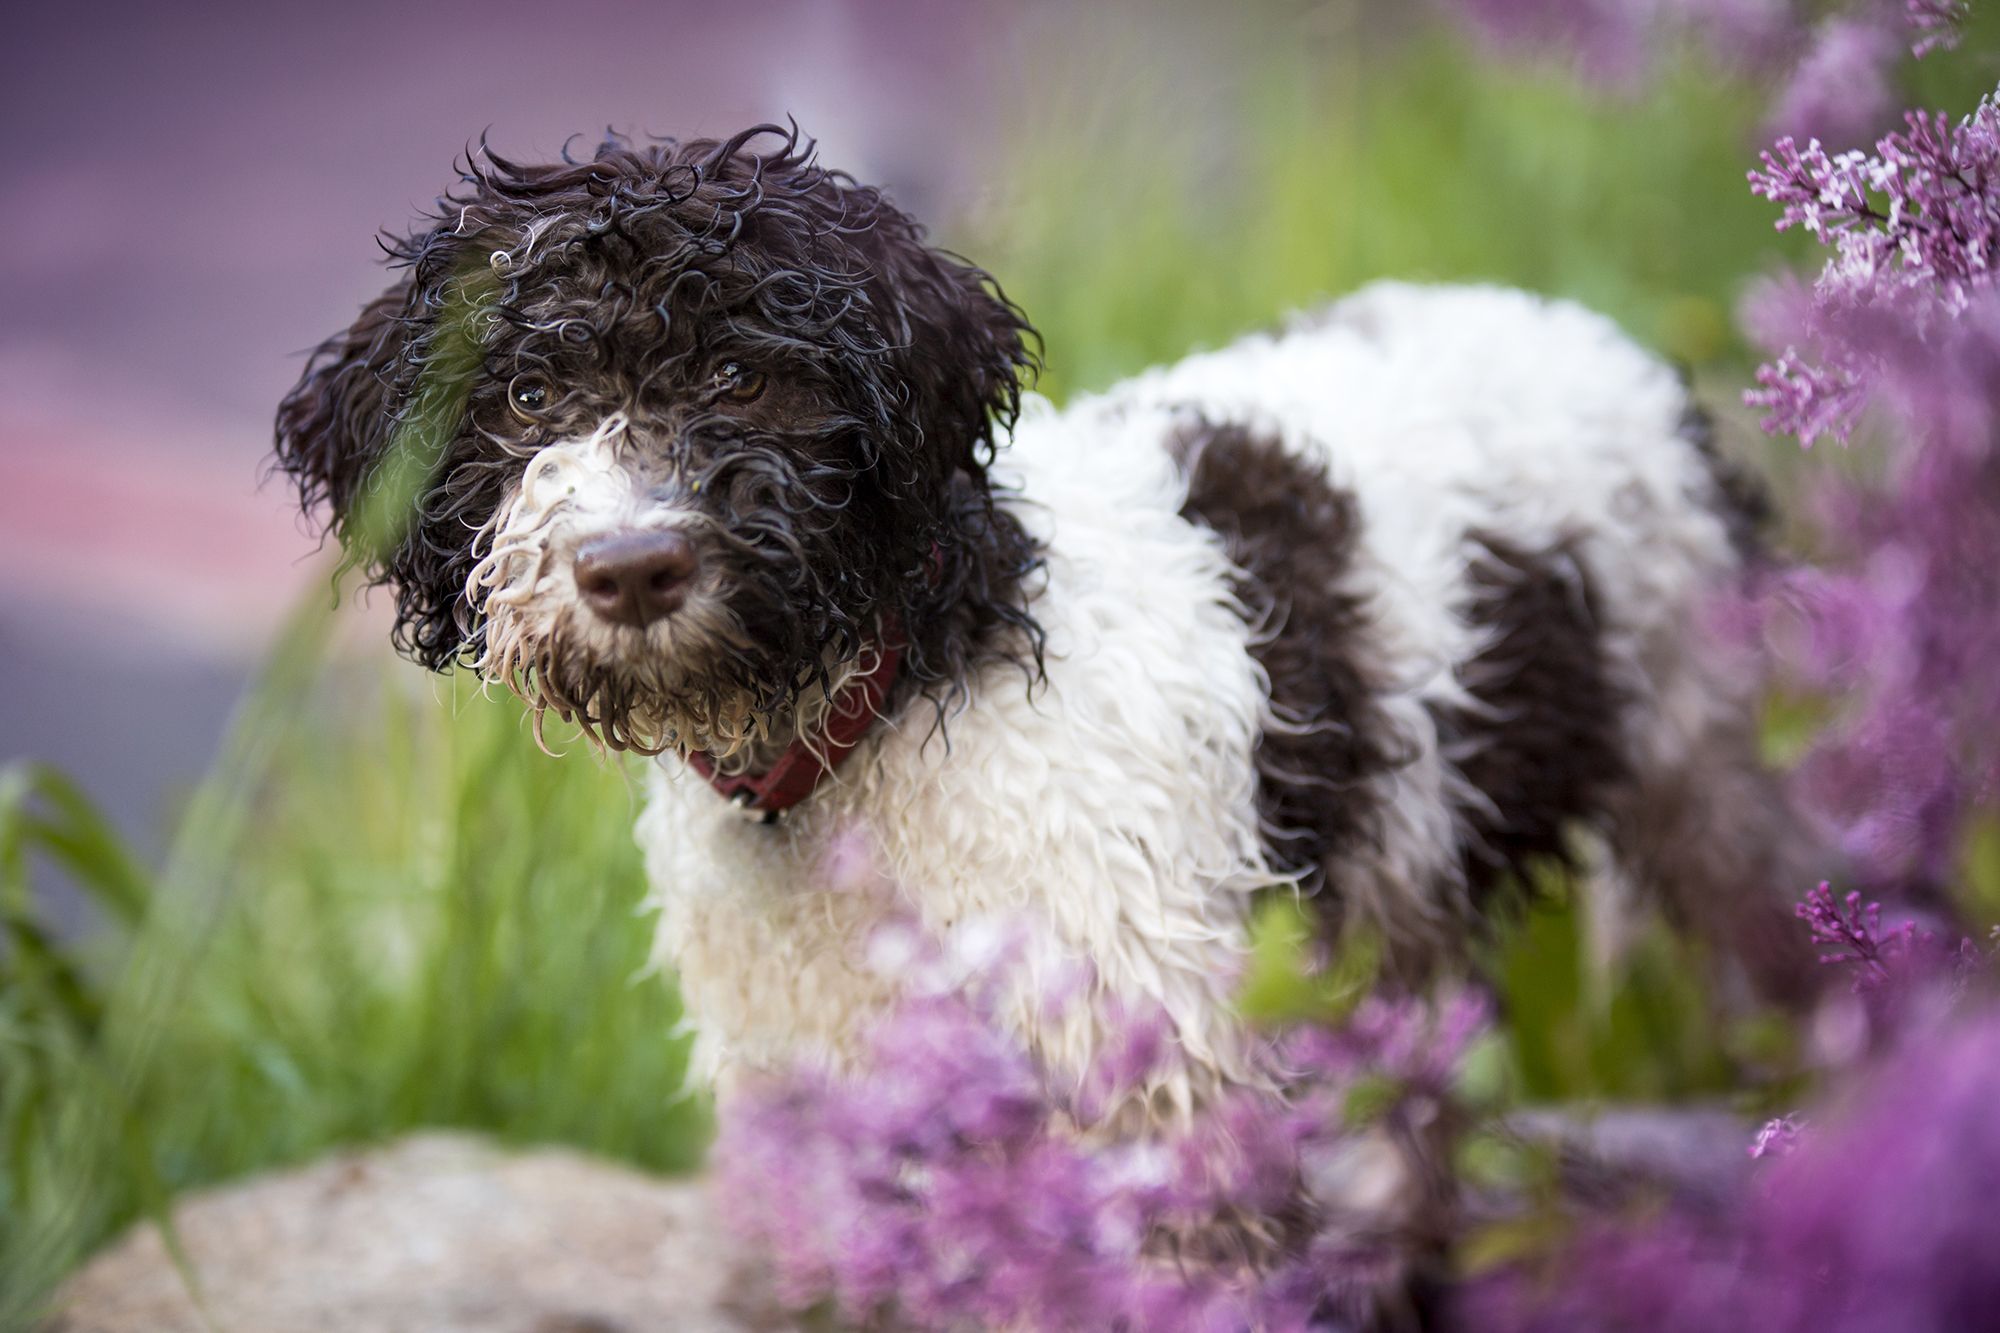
[474, 603, 873, 761]
[473, 599, 763, 755]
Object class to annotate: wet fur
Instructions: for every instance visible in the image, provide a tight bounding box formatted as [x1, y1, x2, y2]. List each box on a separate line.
[1437, 531, 1633, 908]
[275, 125, 1041, 754]
[1172, 420, 1404, 895]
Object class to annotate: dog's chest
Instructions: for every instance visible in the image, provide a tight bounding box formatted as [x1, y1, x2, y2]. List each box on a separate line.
[637, 411, 1277, 1102]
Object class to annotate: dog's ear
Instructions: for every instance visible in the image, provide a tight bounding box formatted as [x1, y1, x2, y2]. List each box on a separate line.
[273, 278, 417, 549]
[273, 253, 501, 671]
[846, 210, 1038, 486]
[695, 126, 1036, 483]
[849, 210, 1037, 479]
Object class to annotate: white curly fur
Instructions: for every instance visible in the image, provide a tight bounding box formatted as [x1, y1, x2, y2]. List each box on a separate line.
[626, 281, 1767, 1124]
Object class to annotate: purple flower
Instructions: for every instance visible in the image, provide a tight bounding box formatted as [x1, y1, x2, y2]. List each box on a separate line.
[1793, 880, 1933, 988]
[713, 942, 1488, 1331]
[1903, 0, 1968, 56]
[1747, 93, 2000, 443]
[1749, 1113, 1806, 1159]
[1748, 1010, 2000, 1331]
[1765, 18, 1898, 148]
[1435, 0, 1956, 96]
[1471, 1006, 2000, 1332]
[1440, 0, 1796, 86]
[1741, 77, 2000, 884]
[1750, 300, 2000, 877]
[1443, 0, 1657, 86]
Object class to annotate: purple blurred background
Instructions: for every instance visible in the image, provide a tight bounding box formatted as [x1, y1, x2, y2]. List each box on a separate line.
[1, 0, 1023, 896]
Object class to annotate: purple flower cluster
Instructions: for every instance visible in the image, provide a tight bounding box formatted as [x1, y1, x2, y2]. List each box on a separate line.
[1471, 1005, 2000, 1333]
[1740, 77, 2000, 886]
[712, 963, 1487, 1332]
[1748, 1113, 1805, 1159]
[1904, 0, 1970, 56]
[1439, 0, 1961, 113]
[1749, 300, 2000, 879]
[1765, 0, 1966, 144]
[1792, 880, 1990, 1051]
[1765, 17, 1899, 148]
[1748, 93, 2000, 443]
[1441, 0, 1792, 87]
[1794, 880, 1932, 986]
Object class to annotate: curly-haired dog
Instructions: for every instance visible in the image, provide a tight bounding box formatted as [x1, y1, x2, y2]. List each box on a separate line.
[275, 126, 1805, 1121]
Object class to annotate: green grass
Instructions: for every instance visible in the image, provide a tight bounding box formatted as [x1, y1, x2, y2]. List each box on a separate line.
[0, 601, 702, 1325]
[8, 8, 2000, 1325]
[971, 16, 1803, 395]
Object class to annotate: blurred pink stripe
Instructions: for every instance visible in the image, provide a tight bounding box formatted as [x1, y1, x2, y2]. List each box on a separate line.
[0, 423, 319, 652]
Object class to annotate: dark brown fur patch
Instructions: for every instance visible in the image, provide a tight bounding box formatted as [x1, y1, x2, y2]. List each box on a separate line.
[1433, 532, 1631, 903]
[1171, 418, 1404, 897]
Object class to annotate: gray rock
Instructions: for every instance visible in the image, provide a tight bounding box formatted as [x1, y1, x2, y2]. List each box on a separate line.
[47, 1133, 808, 1333]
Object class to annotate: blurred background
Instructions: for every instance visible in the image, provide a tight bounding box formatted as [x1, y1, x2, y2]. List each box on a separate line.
[4, 0, 1996, 1320]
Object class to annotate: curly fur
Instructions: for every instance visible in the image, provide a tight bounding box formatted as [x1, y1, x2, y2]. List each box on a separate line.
[275, 124, 1042, 753]
[1172, 418, 1407, 900]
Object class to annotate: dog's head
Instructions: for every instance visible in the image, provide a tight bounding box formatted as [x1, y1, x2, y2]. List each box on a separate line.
[276, 125, 1041, 754]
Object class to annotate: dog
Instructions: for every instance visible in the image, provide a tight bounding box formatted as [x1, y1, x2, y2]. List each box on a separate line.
[275, 125, 1805, 1124]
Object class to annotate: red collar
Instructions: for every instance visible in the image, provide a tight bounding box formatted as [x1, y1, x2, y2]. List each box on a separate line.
[684, 628, 905, 822]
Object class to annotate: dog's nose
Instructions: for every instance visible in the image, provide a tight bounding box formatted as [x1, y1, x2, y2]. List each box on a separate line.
[573, 530, 699, 627]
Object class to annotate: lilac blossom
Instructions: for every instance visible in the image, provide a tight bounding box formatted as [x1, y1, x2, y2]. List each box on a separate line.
[1741, 78, 2000, 884]
[1742, 297, 2000, 881]
[1799, 879, 1991, 1032]
[1747, 92, 2000, 443]
[1469, 893, 1999, 1330]
[1764, 0, 1968, 144]
[1438, 0, 1959, 95]
[1794, 880, 1932, 987]
[1470, 1005, 2000, 1333]
[1746, 1008, 2000, 1331]
[1764, 18, 1898, 147]
[1904, 0, 1969, 55]
[1747, 1113, 1805, 1159]
[713, 945, 1488, 1332]
[1440, 0, 1793, 86]
[1793, 877, 1985, 1050]
[1444, 0, 1655, 86]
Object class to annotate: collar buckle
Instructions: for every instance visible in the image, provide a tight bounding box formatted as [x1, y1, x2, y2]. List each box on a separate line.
[729, 790, 782, 825]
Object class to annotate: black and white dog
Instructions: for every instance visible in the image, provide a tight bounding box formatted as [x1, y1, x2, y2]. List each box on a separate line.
[276, 126, 1802, 1122]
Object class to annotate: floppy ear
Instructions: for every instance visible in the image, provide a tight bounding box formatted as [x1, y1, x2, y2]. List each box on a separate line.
[693, 125, 1034, 486]
[854, 213, 1038, 481]
[272, 278, 417, 548]
[272, 258, 498, 670]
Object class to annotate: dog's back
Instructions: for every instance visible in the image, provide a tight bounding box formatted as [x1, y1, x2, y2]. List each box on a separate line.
[1075, 282, 1787, 955]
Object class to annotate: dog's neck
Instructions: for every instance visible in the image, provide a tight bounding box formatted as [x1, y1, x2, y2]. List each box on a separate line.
[685, 631, 908, 818]
[689, 491, 1047, 813]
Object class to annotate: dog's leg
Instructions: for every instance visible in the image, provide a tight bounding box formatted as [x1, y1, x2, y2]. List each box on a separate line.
[1602, 626, 1824, 1004]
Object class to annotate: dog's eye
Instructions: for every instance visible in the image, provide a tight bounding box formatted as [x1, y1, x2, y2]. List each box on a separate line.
[509, 376, 553, 420]
[712, 362, 767, 404]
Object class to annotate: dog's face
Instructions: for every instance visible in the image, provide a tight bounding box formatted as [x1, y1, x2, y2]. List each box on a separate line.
[276, 127, 1037, 754]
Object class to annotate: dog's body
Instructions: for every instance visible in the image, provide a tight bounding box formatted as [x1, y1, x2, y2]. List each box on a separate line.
[276, 130, 1799, 1129]
[643, 281, 1780, 1112]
